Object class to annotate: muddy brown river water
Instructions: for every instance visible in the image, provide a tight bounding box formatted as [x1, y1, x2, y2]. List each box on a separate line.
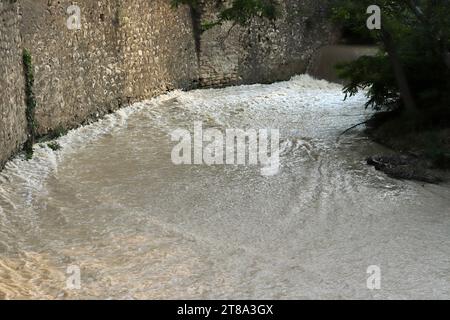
[0, 76, 449, 299]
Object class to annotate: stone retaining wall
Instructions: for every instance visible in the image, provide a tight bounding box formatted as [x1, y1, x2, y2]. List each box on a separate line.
[0, 0, 336, 168]
[0, 0, 27, 168]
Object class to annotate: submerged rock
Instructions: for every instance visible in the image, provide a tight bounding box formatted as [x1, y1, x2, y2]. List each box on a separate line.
[367, 154, 443, 184]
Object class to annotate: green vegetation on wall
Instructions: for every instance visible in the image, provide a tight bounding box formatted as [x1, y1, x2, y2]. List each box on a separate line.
[22, 48, 37, 160]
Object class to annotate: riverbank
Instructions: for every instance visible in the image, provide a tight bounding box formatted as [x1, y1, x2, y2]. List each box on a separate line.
[365, 112, 450, 183]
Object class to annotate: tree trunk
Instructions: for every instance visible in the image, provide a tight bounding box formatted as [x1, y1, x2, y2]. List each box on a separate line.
[381, 29, 418, 114]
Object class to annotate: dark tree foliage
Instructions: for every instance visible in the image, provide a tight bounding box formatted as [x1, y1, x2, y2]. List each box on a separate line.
[333, 0, 450, 123]
[171, 0, 278, 30]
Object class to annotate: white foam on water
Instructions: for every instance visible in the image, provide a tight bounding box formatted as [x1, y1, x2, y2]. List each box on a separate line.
[1, 75, 449, 299]
[0, 95, 178, 199]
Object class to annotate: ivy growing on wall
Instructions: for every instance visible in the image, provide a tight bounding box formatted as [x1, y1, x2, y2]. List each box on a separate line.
[22, 49, 37, 160]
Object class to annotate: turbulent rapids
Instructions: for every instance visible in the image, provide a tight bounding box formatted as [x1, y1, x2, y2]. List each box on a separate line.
[0, 76, 449, 299]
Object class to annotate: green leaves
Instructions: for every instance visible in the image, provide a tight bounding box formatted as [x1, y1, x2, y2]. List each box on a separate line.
[217, 0, 278, 26]
[333, 0, 450, 115]
[172, 0, 279, 31]
[171, 0, 200, 9]
[337, 54, 398, 110]
[22, 49, 37, 160]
